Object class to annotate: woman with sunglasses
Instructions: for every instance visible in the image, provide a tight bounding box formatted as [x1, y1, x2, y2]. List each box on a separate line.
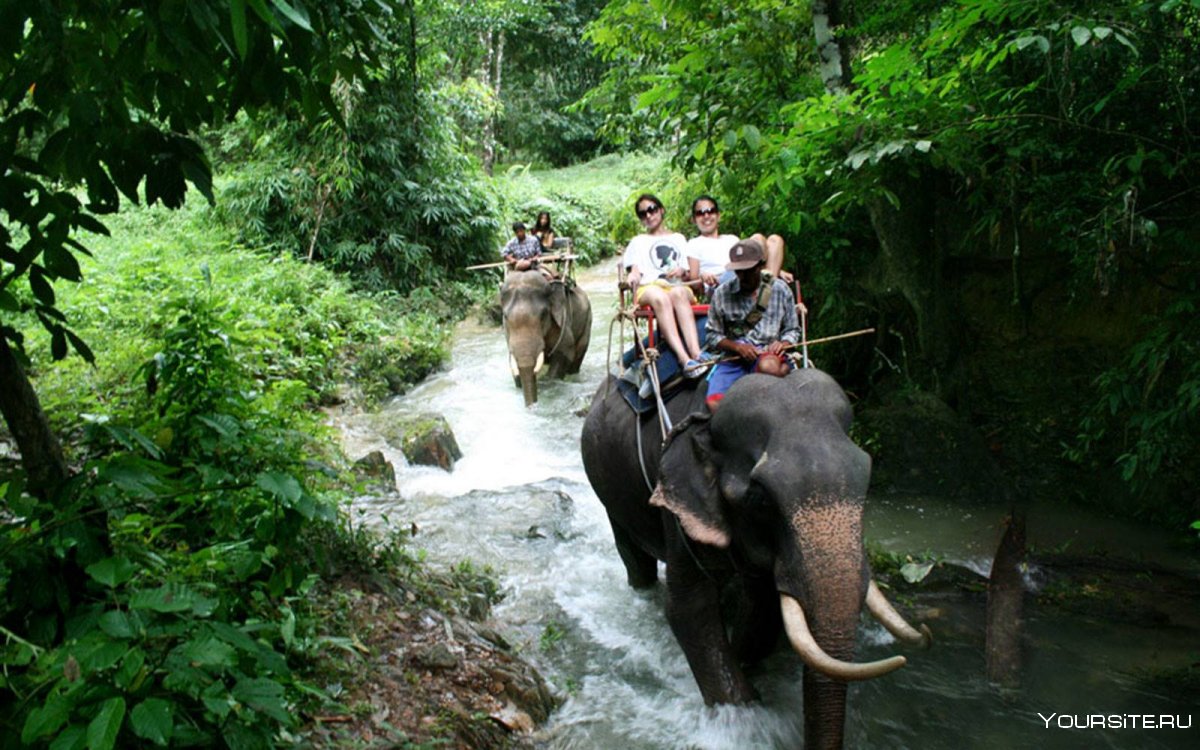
[623, 194, 708, 377]
[686, 195, 792, 298]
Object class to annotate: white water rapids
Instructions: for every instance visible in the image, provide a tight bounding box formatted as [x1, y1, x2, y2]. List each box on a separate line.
[331, 263, 1197, 749]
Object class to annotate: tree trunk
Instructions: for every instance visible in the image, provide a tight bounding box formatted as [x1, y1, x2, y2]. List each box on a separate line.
[0, 336, 68, 494]
[986, 511, 1026, 687]
[864, 166, 958, 390]
[808, 0, 959, 396]
[480, 28, 497, 175]
[811, 0, 853, 92]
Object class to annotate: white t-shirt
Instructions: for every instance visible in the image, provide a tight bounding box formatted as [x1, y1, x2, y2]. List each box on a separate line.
[687, 234, 740, 276]
[623, 232, 688, 283]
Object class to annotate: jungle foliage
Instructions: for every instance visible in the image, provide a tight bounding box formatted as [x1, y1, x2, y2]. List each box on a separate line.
[0, 2, 469, 747]
[586, 0, 1200, 520]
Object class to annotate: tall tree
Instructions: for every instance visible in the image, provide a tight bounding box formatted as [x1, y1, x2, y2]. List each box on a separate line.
[0, 0, 398, 495]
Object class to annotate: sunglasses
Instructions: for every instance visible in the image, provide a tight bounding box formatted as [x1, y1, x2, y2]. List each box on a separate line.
[636, 205, 662, 219]
[693, 206, 719, 217]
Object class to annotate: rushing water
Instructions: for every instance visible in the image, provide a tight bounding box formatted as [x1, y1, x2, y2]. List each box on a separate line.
[333, 263, 1198, 749]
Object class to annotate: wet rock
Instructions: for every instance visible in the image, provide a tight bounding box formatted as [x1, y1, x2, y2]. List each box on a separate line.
[410, 643, 459, 670]
[858, 389, 1014, 502]
[484, 662, 558, 724]
[432, 484, 576, 544]
[353, 450, 396, 488]
[378, 413, 463, 471]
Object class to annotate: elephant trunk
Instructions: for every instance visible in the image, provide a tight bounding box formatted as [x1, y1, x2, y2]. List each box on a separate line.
[775, 499, 906, 748]
[518, 365, 538, 407]
[507, 328, 545, 406]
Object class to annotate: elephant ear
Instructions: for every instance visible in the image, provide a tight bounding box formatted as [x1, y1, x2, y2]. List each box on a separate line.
[650, 414, 731, 548]
[548, 280, 567, 328]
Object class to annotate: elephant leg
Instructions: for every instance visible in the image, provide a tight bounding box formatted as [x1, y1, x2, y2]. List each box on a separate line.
[664, 541, 756, 704]
[608, 513, 657, 588]
[725, 574, 782, 664]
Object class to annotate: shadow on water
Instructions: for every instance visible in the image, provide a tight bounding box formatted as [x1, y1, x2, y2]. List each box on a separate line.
[331, 262, 1198, 749]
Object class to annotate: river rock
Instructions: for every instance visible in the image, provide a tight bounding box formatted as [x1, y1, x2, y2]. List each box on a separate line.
[410, 643, 459, 670]
[858, 389, 1014, 502]
[353, 450, 396, 488]
[378, 413, 463, 471]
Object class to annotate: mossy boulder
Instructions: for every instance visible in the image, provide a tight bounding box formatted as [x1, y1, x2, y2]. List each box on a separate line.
[858, 388, 1014, 502]
[353, 450, 396, 489]
[378, 413, 463, 471]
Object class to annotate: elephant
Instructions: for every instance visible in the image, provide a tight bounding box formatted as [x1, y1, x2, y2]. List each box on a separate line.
[580, 368, 931, 750]
[500, 269, 591, 406]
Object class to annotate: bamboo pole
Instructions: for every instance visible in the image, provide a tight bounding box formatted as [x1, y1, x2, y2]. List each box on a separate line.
[684, 327, 876, 372]
[465, 253, 578, 271]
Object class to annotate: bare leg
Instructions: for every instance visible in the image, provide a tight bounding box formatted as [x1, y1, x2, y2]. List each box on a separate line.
[639, 286, 693, 364]
[749, 233, 792, 283]
[668, 286, 702, 360]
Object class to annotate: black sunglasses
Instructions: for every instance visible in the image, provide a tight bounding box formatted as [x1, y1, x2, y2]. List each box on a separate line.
[693, 206, 719, 217]
[636, 204, 662, 219]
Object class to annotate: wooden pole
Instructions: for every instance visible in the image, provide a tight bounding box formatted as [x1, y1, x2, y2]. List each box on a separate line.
[465, 253, 578, 271]
[684, 328, 875, 372]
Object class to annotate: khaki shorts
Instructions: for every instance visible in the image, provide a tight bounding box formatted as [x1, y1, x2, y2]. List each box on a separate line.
[635, 279, 695, 305]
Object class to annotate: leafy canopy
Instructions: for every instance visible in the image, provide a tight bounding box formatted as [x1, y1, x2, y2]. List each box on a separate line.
[0, 0, 398, 362]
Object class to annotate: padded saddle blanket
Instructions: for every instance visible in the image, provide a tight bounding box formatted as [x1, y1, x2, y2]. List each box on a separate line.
[614, 317, 708, 414]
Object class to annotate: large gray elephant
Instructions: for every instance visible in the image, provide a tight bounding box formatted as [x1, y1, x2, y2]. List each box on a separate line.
[580, 368, 931, 750]
[500, 270, 591, 406]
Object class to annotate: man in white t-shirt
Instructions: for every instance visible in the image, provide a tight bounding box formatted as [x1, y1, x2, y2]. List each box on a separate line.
[685, 195, 792, 298]
[623, 193, 708, 378]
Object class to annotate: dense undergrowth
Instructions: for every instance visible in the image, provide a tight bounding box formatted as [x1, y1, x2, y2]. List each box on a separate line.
[0, 198, 486, 748]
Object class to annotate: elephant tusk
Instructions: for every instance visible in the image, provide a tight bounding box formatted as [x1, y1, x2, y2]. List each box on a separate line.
[509, 354, 520, 377]
[780, 594, 907, 681]
[866, 580, 933, 649]
[535, 350, 545, 374]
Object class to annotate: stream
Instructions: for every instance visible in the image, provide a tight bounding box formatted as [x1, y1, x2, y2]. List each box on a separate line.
[333, 263, 1197, 749]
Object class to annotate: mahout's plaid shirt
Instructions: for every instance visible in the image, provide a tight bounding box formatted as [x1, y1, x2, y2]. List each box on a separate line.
[705, 276, 800, 350]
[502, 235, 542, 260]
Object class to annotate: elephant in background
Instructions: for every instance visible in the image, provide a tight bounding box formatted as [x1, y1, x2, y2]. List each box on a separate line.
[501, 270, 591, 406]
[580, 368, 931, 750]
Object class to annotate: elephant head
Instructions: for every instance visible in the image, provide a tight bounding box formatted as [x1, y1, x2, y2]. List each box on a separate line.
[582, 368, 929, 750]
[500, 270, 591, 406]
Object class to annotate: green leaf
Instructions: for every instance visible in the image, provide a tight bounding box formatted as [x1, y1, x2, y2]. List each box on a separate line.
[130, 583, 212, 614]
[74, 213, 110, 236]
[232, 678, 292, 724]
[130, 699, 173, 745]
[230, 0, 249, 58]
[98, 610, 136, 639]
[86, 697, 125, 750]
[741, 125, 761, 151]
[49, 725, 87, 750]
[52, 327, 68, 360]
[900, 561, 935, 583]
[22, 696, 69, 743]
[271, 0, 312, 31]
[114, 649, 146, 690]
[44, 244, 83, 281]
[181, 636, 236, 668]
[29, 267, 56, 306]
[86, 557, 137, 588]
[1071, 26, 1092, 46]
[256, 472, 302, 503]
[65, 329, 96, 364]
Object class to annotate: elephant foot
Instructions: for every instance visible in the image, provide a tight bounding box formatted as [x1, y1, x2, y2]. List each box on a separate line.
[627, 569, 658, 589]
